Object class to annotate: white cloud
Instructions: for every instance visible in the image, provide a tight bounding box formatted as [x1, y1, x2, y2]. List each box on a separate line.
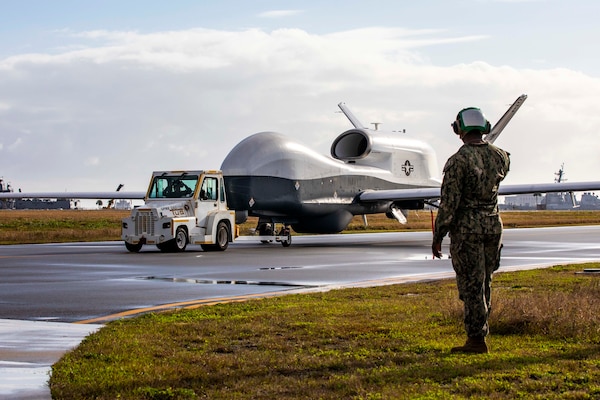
[85, 156, 100, 166]
[0, 27, 598, 195]
[7, 138, 22, 151]
[258, 10, 304, 18]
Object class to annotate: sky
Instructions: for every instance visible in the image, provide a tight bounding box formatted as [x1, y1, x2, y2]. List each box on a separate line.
[1, 0, 599, 202]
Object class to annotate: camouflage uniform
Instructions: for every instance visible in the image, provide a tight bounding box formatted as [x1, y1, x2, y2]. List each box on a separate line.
[433, 142, 510, 338]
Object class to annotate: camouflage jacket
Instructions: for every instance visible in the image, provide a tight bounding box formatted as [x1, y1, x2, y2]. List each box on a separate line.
[433, 142, 510, 242]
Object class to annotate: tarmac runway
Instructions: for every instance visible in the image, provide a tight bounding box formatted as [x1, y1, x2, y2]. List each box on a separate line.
[2, 226, 600, 398]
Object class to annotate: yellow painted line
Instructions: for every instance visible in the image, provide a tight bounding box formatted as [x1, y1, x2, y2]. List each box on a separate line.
[74, 290, 293, 324]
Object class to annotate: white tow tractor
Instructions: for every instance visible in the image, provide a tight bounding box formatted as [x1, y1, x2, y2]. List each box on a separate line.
[122, 170, 236, 252]
[122, 169, 293, 252]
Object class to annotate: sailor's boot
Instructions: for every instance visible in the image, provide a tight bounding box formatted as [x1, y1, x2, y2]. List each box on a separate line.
[451, 336, 488, 354]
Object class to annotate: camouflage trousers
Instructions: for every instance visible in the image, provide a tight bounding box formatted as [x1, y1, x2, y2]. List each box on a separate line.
[449, 232, 503, 338]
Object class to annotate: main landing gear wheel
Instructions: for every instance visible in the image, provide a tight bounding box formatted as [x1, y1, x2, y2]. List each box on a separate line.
[258, 222, 274, 244]
[280, 226, 292, 247]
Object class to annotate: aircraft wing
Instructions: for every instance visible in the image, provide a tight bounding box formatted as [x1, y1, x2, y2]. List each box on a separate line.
[0, 191, 146, 200]
[358, 181, 600, 203]
[484, 94, 528, 144]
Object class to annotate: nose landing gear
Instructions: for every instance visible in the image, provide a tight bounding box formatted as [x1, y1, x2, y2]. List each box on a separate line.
[256, 220, 292, 247]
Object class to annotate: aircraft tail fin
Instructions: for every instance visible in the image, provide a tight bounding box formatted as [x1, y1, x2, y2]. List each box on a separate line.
[338, 102, 365, 129]
[484, 94, 528, 144]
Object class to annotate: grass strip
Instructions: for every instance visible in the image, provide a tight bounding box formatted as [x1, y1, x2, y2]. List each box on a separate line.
[50, 263, 600, 399]
[2, 209, 600, 244]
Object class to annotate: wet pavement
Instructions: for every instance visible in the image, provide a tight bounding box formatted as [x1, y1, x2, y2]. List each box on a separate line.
[0, 319, 101, 399]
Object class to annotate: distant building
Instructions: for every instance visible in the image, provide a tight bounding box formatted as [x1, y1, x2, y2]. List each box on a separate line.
[503, 194, 540, 210]
[114, 199, 132, 210]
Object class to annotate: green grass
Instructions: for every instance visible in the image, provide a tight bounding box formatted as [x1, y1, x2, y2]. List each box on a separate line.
[2, 210, 600, 244]
[0, 209, 127, 244]
[50, 263, 600, 399]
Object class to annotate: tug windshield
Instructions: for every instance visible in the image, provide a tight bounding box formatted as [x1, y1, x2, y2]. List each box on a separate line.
[148, 174, 199, 199]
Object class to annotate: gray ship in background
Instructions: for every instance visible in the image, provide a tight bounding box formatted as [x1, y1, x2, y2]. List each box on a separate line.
[502, 164, 600, 210]
[0, 178, 132, 210]
[0, 178, 71, 210]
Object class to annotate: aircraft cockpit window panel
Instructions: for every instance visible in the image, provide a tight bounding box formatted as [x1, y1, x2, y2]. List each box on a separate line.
[149, 175, 199, 199]
[200, 177, 218, 201]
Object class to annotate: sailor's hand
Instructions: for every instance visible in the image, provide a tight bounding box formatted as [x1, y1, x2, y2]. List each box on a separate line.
[432, 241, 443, 259]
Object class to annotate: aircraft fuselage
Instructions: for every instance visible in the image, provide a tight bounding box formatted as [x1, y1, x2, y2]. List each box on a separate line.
[221, 129, 441, 233]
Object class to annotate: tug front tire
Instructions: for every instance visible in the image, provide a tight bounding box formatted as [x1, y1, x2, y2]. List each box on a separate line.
[215, 221, 230, 251]
[125, 242, 143, 253]
[159, 227, 189, 252]
[173, 226, 188, 252]
[202, 221, 230, 251]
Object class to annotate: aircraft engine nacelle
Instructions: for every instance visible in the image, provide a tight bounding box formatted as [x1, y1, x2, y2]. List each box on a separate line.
[330, 128, 372, 161]
[330, 128, 439, 183]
